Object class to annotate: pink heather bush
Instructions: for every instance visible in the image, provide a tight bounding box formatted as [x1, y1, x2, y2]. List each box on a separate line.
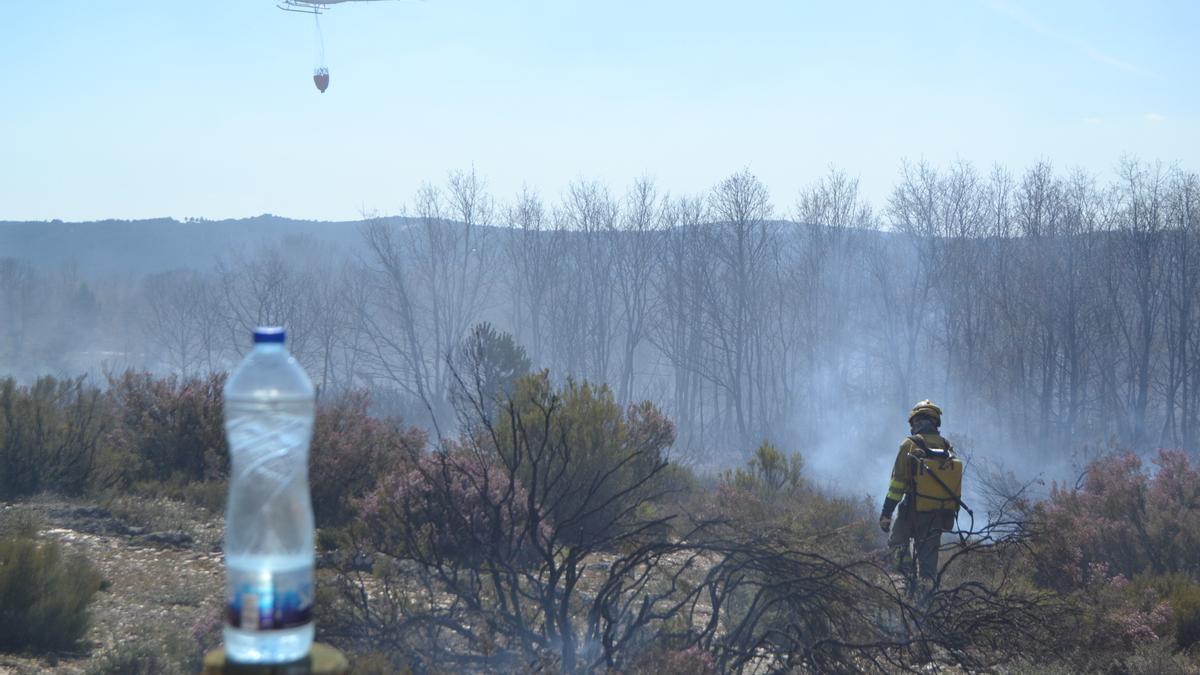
[358, 449, 549, 566]
[1031, 449, 1200, 654]
[309, 390, 426, 526]
[1082, 569, 1174, 650]
[1114, 599, 1172, 647]
[635, 645, 718, 675]
[660, 645, 718, 674]
[189, 613, 223, 656]
[1034, 449, 1200, 590]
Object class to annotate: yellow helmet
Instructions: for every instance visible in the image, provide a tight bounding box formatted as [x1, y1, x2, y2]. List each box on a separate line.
[908, 400, 942, 426]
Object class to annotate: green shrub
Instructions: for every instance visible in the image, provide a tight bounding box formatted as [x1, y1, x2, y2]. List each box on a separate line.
[451, 322, 531, 417]
[0, 376, 107, 499]
[101, 371, 227, 489]
[1116, 641, 1200, 675]
[138, 479, 227, 514]
[0, 508, 42, 538]
[0, 533, 103, 652]
[84, 628, 200, 675]
[493, 373, 675, 548]
[738, 440, 805, 493]
[107, 495, 194, 534]
[317, 527, 342, 551]
[1172, 582, 1200, 651]
[351, 651, 413, 675]
[710, 441, 876, 557]
[172, 479, 228, 513]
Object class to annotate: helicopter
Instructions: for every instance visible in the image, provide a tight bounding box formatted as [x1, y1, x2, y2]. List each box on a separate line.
[278, 1, 392, 15]
[279, 1, 396, 92]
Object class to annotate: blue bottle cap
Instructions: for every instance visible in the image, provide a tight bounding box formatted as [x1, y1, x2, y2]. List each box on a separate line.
[253, 327, 286, 344]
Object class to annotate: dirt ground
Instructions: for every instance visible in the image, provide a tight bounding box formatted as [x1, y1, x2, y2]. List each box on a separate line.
[0, 497, 227, 675]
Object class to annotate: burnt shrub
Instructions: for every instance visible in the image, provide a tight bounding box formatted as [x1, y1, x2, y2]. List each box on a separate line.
[493, 373, 676, 549]
[337, 372, 679, 672]
[0, 531, 103, 652]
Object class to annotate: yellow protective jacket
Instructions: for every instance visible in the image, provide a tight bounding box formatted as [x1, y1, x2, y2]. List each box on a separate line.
[885, 432, 955, 507]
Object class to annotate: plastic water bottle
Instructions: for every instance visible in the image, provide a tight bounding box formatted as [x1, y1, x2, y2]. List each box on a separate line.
[222, 327, 316, 663]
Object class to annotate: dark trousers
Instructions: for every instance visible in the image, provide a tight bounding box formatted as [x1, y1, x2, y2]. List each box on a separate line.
[888, 499, 953, 581]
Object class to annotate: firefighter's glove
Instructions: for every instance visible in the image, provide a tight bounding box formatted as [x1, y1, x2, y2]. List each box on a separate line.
[879, 514, 892, 533]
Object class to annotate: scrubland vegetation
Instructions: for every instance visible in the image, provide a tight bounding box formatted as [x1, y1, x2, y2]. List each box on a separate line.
[0, 511, 102, 653]
[2, 158, 1200, 672]
[3, 364, 1200, 673]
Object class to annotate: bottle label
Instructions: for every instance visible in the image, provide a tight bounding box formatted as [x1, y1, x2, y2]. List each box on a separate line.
[225, 566, 314, 631]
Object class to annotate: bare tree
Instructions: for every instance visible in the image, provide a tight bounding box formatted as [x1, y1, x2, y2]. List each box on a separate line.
[613, 177, 664, 404]
[556, 180, 620, 384]
[503, 187, 560, 365]
[1163, 171, 1200, 449]
[704, 169, 776, 445]
[787, 167, 875, 431]
[142, 270, 208, 376]
[0, 259, 40, 373]
[872, 160, 947, 409]
[648, 196, 710, 458]
[216, 242, 312, 363]
[358, 169, 496, 429]
[359, 216, 442, 426]
[1106, 158, 1169, 448]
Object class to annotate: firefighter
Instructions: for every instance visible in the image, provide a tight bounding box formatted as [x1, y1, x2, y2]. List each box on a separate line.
[878, 400, 962, 582]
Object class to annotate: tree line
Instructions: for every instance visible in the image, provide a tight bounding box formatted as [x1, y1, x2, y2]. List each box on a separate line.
[1, 157, 1197, 469]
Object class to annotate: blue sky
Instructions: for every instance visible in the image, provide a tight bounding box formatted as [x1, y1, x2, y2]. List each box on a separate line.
[1, 0, 1196, 221]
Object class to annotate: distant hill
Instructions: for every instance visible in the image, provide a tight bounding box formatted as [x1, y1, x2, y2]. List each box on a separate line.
[0, 215, 887, 278]
[0, 215, 380, 276]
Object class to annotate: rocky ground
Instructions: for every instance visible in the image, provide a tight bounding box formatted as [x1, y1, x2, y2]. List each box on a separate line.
[0, 497, 970, 674]
[0, 497, 227, 675]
